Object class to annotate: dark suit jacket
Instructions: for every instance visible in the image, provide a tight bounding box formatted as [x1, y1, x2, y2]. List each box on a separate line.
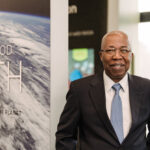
[56, 73, 150, 150]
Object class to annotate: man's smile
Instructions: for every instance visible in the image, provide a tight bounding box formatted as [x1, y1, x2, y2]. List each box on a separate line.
[110, 63, 125, 69]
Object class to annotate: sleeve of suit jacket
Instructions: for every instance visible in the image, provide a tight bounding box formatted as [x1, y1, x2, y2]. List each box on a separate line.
[56, 82, 80, 150]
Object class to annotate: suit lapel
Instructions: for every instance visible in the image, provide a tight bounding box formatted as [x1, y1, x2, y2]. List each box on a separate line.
[89, 73, 118, 141]
[124, 75, 144, 139]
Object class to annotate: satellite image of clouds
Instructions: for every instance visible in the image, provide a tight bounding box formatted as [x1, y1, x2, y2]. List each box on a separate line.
[0, 0, 50, 149]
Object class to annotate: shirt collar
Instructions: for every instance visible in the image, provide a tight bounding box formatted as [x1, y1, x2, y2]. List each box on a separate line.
[103, 71, 128, 92]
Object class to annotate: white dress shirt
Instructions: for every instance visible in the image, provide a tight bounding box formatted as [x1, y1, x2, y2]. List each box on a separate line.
[103, 71, 132, 138]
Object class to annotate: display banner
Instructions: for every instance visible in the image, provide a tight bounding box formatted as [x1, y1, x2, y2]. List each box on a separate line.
[69, 0, 107, 49]
[69, 0, 107, 74]
[0, 0, 50, 150]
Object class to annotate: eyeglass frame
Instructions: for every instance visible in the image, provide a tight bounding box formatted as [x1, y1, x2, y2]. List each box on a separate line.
[100, 47, 131, 56]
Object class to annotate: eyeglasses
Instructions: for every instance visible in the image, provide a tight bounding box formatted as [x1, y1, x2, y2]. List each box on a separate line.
[101, 48, 131, 56]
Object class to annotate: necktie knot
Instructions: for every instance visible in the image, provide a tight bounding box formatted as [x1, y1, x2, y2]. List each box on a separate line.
[112, 83, 121, 93]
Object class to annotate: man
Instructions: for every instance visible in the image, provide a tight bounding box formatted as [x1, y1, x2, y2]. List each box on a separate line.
[56, 31, 150, 150]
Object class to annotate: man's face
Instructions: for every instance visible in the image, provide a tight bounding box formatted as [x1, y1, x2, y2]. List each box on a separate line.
[100, 33, 132, 82]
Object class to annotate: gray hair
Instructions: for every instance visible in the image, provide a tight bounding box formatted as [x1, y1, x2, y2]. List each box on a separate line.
[101, 30, 131, 50]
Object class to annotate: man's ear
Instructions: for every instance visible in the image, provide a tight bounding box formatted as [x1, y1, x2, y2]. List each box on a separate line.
[130, 52, 133, 61]
[131, 52, 133, 59]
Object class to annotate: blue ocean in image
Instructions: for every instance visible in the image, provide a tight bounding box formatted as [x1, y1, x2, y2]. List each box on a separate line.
[0, 12, 50, 150]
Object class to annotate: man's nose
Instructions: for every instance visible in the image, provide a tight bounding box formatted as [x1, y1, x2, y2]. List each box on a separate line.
[112, 50, 122, 59]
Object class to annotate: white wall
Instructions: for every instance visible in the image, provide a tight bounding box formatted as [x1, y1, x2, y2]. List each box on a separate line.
[138, 22, 150, 79]
[107, 0, 119, 32]
[50, 0, 68, 149]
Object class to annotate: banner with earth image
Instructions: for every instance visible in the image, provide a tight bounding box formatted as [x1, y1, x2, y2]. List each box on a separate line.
[0, 0, 50, 150]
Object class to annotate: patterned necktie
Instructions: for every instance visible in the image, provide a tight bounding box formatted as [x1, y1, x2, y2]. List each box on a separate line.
[110, 83, 124, 143]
